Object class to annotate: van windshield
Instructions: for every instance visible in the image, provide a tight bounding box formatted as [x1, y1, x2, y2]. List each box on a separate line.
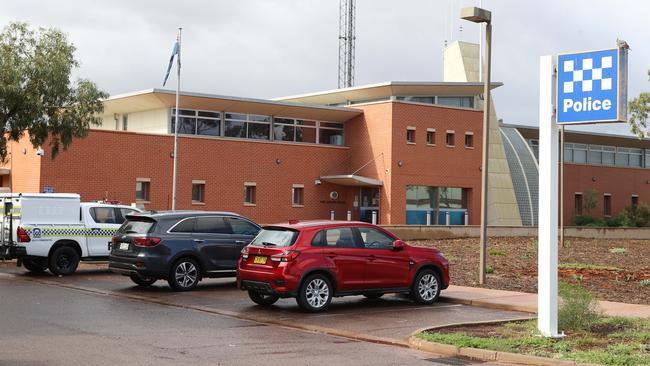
[250, 228, 298, 248]
[117, 218, 155, 235]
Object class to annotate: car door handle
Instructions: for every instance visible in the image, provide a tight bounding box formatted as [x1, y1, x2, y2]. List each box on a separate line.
[326, 252, 336, 257]
[235, 240, 247, 245]
[193, 239, 204, 243]
[368, 254, 377, 261]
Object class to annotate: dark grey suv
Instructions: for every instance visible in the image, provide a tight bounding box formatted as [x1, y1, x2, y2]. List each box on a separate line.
[109, 211, 260, 291]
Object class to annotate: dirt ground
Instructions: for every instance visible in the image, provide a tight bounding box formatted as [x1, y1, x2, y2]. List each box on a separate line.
[412, 237, 650, 305]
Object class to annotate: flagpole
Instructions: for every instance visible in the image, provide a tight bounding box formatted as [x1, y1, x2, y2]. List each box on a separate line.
[171, 27, 182, 211]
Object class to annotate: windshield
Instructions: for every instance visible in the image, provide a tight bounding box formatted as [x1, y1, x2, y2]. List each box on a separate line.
[117, 218, 156, 235]
[250, 228, 299, 248]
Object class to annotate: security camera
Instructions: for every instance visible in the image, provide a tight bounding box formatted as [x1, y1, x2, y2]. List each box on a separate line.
[314, 179, 322, 185]
[36, 148, 44, 156]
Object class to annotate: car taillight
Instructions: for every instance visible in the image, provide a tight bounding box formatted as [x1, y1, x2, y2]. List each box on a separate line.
[133, 237, 161, 247]
[241, 246, 249, 260]
[270, 250, 300, 262]
[17, 227, 30, 243]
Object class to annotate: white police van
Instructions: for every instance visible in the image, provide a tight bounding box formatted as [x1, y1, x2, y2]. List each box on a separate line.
[0, 193, 141, 276]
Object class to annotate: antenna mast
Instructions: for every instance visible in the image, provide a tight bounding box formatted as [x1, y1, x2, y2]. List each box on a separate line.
[338, 0, 356, 88]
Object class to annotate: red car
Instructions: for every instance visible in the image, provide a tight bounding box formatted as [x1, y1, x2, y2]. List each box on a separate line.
[237, 220, 449, 312]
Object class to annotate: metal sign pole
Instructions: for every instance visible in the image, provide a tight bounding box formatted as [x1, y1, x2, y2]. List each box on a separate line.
[538, 55, 561, 337]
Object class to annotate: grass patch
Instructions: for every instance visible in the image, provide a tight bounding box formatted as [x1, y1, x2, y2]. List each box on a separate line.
[559, 262, 623, 271]
[488, 248, 506, 256]
[417, 317, 650, 366]
[485, 265, 495, 274]
[640, 279, 650, 288]
[444, 254, 460, 263]
[609, 247, 628, 254]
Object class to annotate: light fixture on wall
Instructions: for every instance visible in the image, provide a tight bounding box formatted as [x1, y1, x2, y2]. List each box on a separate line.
[397, 160, 404, 167]
[275, 158, 282, 165]
[592, 176, 597, 182]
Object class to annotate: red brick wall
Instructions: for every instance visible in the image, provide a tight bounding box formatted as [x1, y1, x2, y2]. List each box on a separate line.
[563, 163, 650, 224]
[389, 102, 483, 225]
[38, 130, 355, 224]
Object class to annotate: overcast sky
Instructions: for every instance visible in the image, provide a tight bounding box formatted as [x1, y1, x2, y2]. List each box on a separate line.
[3, 0, 649, 135]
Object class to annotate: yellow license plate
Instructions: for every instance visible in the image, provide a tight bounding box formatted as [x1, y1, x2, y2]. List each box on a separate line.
[253, 256, 267, 264]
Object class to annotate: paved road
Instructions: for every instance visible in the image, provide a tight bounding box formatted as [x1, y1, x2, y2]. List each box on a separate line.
[0, 262, 530, 365]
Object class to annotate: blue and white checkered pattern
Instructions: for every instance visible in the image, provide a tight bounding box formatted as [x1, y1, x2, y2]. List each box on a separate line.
[562, 56, 613, 94]
[25, 227, 117, 237]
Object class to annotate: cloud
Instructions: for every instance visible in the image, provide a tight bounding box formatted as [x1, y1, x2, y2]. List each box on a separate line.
[1, 0, 648, 136]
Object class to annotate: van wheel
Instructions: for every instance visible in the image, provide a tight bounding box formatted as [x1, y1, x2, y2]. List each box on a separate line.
[130, 274, 157, 287]
[412, 269, 441, 305]
[248, 291, 279, 306]
[23, 258, 48, 273]
[168, 258, 200, 291]
[48, 247, 79, 276]
[296, 274, 333, 312]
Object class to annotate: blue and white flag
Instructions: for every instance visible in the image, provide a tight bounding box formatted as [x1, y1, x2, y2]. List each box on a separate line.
[162, 41, 179, 87]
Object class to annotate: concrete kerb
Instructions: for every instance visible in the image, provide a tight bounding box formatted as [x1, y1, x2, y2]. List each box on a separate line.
[441, 294, 537, 314]
[408, 320, 601, 366]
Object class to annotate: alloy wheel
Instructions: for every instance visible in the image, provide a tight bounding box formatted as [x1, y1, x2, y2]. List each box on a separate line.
[305, 278, 330, 309]
[175, 261, 198, 289]
[418, 274, 439, 301]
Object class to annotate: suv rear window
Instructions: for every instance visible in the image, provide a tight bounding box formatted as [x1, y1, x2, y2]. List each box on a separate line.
[117, 218, 155, 234]
[250, 228, 298, 248]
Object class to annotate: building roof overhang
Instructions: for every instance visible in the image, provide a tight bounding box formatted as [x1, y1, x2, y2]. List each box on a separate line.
[102, 89, 363, 123]
[319, 174, 383, 187]
[274, 81, 503, 105]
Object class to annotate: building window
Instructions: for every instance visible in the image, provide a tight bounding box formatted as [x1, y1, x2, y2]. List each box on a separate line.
[604, 194, 612, 216]
[171, 109, 221, 136]
[446, 131, 455, 147]
[122, 114, 128, 131]
[426, 129, 436, 145]
[135, 179, 150, 202]
[318, 122, 344, 145]
[192, 181, 205, 204]
[406, 128, 416, 144]
[244, 183, 256, 205]
[292, 184, 304, 206]
[574, 193, 583, 215]
[272, 117, 318, 144]
[437, 96, 474, 108]
[632, 195, 639, 207]
[225, 113, 270, 140]
[464, 133, 474, 148]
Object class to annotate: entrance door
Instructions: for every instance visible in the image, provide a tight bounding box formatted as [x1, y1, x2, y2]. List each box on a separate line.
[359, 188, 380, 224]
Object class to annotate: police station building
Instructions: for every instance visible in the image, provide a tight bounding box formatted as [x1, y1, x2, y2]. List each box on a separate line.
[1, 42, 649, 226]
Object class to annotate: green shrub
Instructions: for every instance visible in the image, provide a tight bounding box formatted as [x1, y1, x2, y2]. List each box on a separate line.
[609, 247, 627, 254]
[618, 203, 650, 227]
[489, 248, 506, 256]
[559, 282, 601, 332]
[485, 265, 495, 274]
[575, 215, 596, 226]
[640, 279, 650, 287]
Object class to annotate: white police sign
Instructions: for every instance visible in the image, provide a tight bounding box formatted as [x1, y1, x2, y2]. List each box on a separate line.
[557, 48, 628, 124]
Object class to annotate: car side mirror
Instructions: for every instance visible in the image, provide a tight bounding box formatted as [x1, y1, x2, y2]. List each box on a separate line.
[392, 240, 406, 251]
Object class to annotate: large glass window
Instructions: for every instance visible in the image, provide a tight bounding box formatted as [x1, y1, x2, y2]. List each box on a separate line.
[225, 113, 270, 139]
[406, 185, 468, 225]
[565, 141, 646, 168]
[319, 122, 344, 145]
[192, 182, 205, 203]
[437, 96, 474, 108]
[171, 109, 221, 136]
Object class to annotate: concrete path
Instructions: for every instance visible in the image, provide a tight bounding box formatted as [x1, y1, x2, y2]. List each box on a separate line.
[442, 285, 650, 318]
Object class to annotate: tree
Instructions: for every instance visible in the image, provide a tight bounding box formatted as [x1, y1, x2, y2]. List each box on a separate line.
[583, 188, 598, 215]
[629, 70, 650, 138]
[0, 22, 107, 160]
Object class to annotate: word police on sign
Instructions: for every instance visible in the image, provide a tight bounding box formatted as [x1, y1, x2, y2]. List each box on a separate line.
[557, 48, 628, 124]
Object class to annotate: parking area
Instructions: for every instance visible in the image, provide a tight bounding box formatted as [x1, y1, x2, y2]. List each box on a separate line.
[0, 261, 532, 346]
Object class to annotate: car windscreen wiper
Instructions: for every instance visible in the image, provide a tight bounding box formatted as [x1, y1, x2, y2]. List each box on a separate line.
[261, 242, 277, 247]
